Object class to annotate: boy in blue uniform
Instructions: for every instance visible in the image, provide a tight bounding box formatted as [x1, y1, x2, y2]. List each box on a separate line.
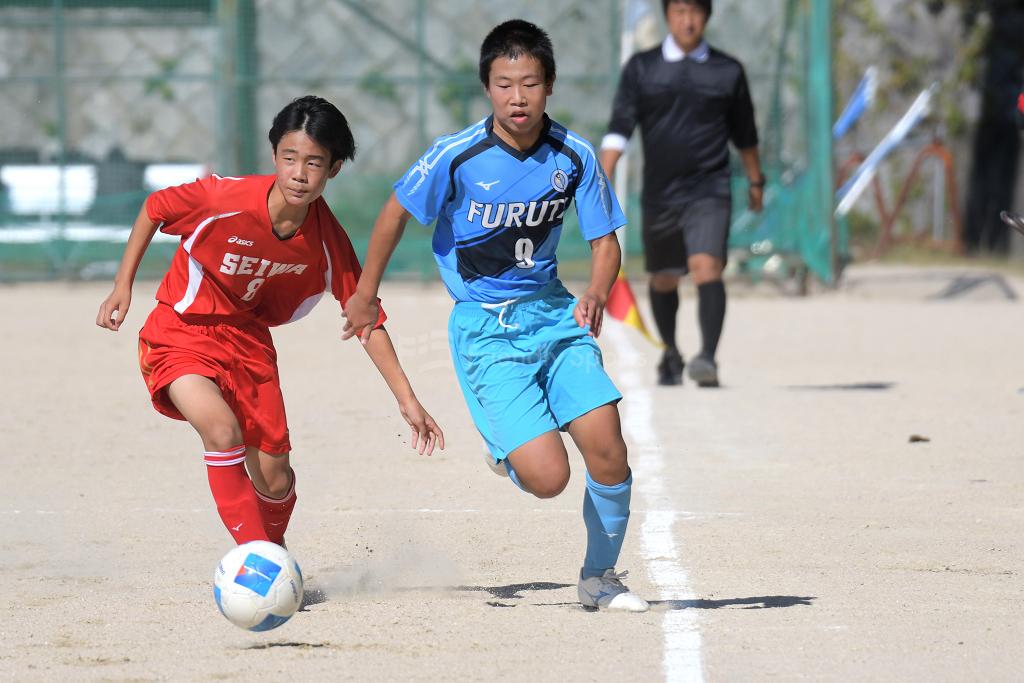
[343, 20, 648, 612]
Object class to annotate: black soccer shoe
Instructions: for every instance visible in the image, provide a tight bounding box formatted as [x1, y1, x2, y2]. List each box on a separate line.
[687, 355, 720, 388]
[657, 347, 685, 386]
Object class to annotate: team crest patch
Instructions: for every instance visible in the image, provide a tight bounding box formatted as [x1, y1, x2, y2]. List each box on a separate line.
[550, 169, 569, 193]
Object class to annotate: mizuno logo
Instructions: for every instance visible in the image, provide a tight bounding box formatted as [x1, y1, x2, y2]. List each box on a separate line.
[476, 180, 500, 191]
[406, 159, 432, 195]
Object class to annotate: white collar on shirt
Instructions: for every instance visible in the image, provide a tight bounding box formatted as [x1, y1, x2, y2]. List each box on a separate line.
[662, 36, 710, 63]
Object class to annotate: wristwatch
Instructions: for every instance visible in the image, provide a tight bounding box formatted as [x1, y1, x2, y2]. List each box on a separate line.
[749, 176, 766, 188]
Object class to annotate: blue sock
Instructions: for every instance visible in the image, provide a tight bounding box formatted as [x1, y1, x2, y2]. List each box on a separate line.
[581, 470, 632, 579]
[503, 459, 529, 493]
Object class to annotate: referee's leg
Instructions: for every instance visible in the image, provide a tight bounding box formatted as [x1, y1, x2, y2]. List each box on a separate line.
[642, 205, 687, 386]
[682, 193, 730, 387]
[687, 253, 725, 386]
[649, 271, 682, 348]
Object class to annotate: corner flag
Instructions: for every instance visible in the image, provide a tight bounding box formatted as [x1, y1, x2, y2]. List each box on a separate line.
[606, 269, 663, 347]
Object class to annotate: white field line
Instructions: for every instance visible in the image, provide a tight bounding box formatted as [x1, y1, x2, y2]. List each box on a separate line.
[607, 325, 704, 683]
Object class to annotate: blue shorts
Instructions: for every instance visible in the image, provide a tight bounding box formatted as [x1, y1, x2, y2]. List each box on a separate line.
[448, 281, 623, 461]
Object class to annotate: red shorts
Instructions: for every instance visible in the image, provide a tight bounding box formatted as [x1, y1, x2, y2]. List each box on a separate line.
[138, 303, 290, 453]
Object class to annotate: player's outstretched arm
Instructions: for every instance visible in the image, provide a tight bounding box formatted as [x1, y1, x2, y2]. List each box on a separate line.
[342, 192, 412, 344]
[360, 325, 445, 456]
[574, 232, 622, 338]
[96, 204, 159, 331]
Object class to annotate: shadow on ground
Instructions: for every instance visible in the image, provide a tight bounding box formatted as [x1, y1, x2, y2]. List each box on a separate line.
[295, 580, 814, 612]
[786, 382, 894, 391]
[454, 581, 574, 600]
[650, 595, 816, 610]
[245, 641, 329, 650]
[930, 274, 1017, 300]
[841, 268, 1019, 301]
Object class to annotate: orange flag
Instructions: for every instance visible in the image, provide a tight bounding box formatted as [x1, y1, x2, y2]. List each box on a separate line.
[606, 269, 663, 347]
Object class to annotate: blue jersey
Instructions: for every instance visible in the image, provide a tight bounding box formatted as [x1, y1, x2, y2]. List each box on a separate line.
[394, 115, 626, 303]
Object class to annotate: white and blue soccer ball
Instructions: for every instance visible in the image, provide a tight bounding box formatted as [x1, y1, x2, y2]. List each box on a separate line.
[213, 541, 303, 631]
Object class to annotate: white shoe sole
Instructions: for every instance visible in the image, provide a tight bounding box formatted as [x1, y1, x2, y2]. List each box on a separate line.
[578, 588, 650, 612]
[603, 593, 650, 612]
[579, 595, 650, 612]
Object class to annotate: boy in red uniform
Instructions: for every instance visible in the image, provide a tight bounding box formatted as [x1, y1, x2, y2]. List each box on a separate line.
[97, 95, 443, 547]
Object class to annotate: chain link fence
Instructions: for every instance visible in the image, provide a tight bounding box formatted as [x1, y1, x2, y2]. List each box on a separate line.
[0, 0, 836, 283]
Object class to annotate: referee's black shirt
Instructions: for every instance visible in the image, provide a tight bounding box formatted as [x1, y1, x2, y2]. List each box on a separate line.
[607, 42, 759, 207]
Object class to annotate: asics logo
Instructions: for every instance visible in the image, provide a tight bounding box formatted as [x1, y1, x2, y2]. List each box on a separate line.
[476, 180, 500, 191]
[231, 522, 244, 531]
[227, 236, 254, 246]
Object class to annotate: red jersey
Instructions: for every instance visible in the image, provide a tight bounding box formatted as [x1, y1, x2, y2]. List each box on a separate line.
[146, 173, 384, 328]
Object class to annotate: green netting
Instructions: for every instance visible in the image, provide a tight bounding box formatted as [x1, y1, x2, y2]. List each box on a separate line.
[0, 0, 838, 284]
[721, 0, 841, 284]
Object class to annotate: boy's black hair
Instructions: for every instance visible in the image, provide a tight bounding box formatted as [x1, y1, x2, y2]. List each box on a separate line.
[662, 0, 712, 16]
[478, 19, 556, 86]
[269, 95, 356, 165]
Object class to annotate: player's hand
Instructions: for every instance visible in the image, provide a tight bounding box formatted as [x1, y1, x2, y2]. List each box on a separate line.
[398, 397, 445, 456]
[341, 291, 379, 345]
[96, 285, 132, 331]
[574, 290, 607, 338]
[749, 185, 765, 213]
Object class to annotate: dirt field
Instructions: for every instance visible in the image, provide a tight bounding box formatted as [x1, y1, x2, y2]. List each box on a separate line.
[2, 264, 1022, 682]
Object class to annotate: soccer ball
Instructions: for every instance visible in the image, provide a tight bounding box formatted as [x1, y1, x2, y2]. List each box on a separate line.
[213, 541, 303, 631]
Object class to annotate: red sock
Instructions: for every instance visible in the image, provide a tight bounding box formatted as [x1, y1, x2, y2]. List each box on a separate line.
[253, 469, 296, 545]
[204, 445, 270, 544]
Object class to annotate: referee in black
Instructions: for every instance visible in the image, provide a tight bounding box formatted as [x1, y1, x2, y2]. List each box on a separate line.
[601, 0, 764, 387]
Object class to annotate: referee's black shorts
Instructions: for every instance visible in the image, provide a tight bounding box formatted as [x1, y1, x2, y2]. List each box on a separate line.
[641, 196, 732, 274]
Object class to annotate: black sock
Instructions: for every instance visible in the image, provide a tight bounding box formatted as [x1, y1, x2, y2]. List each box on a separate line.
[648, 285, 679, 350]
[697, 280, 726, 359]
